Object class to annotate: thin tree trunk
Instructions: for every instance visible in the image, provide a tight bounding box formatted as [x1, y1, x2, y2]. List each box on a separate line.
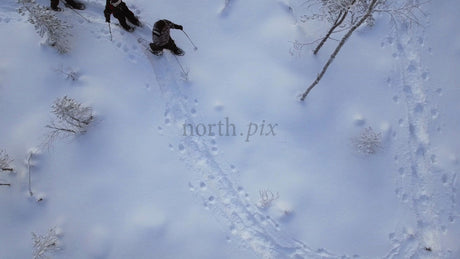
[313, 0, 357, 55]
[313, 11, 346, 55]
[300, 0, 378, 101]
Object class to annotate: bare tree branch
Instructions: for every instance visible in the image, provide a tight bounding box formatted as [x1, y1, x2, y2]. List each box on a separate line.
[300, 0, 379, 101]
[32, 227, 62, 259]
[0, 150, 14, 172]
[257, 189, 280, 209]
[45, 96, 94, 146]
[18, 0, 72, 54]
[313, 0, 357, 54]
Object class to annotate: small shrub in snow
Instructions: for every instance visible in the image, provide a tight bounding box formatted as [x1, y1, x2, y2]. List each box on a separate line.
[46, 96, 94, 142]
[0, 150, 13, 186]
[56, 67, 81, 81]
[32, 227, 62, 259]
[257, 189, 279, 209]
[0, 149, 13, 172]
[18, 0, 72, 54]
[352, 126, 382, 154]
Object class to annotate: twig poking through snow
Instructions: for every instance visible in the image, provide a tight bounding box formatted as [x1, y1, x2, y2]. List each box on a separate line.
[26, 148, 41, 197]
[55, 67, 81, 81]
[0, 149, 14, 172]
[257, 189, 279, 209]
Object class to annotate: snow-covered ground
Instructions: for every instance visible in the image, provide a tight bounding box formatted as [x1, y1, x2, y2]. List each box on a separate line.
[1, 0, 459, 258]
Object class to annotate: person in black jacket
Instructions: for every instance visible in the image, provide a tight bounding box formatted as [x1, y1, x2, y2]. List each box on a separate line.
[104, 0, 141, 32]
[149, 19, 184, 56]
[51, 0, 85, 11]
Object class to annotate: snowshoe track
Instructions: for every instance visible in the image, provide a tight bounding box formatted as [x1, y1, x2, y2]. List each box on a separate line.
[141, 16, 458, 259]
[138, 31, 347, 258]
[384, 20, 458, 258]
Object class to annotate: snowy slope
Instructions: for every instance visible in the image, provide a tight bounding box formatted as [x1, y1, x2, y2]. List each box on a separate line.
[1, 0, 459, 258]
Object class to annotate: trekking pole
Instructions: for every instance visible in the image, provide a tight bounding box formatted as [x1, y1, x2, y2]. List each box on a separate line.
[173, 55, 188, 79]
[62, 1, 92, 23]
[108, 22, 113, 41]
[182, 30, 198, 51]
[69, 7, 92, 23]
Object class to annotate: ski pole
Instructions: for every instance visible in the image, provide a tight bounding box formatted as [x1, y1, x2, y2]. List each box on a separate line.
[182, 30, 198, 51]
[63, 1, 92, 23]
[108, 22, 112, 41]
[69, 7, 92, 23]
[173, 55, 188, 79]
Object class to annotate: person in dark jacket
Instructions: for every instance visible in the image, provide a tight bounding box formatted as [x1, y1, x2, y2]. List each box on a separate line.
[149, 19, 184, 56]
[104, 0, 141, 32]
[51, 0, 85, 11]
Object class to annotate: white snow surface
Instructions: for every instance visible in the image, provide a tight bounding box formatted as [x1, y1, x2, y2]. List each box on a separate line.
[1, 0, 459, 258]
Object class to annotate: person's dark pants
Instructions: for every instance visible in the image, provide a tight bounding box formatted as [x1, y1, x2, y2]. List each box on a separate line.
[122, 6, 140, 26]
[114, 6, 141, 30]
[50, 0, 59, 9]
[150, 38, 180, 53]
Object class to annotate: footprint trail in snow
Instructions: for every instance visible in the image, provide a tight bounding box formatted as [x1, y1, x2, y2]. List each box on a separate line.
[140, 47, 346, 258]
[140, 21, 458, 259]
[383, 21, 458, 258]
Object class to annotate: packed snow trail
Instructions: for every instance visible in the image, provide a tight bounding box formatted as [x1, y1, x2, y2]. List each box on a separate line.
[135, 10, 458, 259]
[383, 20, 458, 258]
[139, 44, 348, 259]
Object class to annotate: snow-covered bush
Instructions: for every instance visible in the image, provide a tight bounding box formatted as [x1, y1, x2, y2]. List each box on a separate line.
[18, 0, 72, 54]
[352, 126, 382, 154]
[55, 67, 81, 81]
[0, 149, 13, 172]
[32, 227, 62, 259]
[0, 150, 13, 186]
[257, 189, 279, 209]
[46, 96, 94, 142]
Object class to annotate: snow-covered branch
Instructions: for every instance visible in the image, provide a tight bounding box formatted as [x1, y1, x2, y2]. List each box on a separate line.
[32, 227, 62, 259]
[18, 0, 72, 54]
[0, 149, 14, 172]
[46, 96, 94, 144]
[298, 0, 427, 100]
